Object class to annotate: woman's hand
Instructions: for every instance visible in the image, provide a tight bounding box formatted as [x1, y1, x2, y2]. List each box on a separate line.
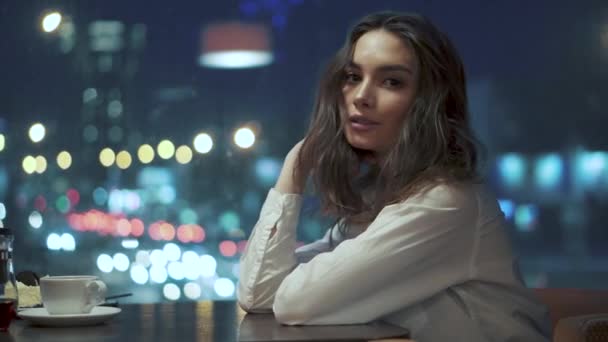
[274, 139, 308, 194]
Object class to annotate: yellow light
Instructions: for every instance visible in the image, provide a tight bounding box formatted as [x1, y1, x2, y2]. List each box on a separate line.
[193, 133, 213, 154]
[137, 144, 155, 164]
[99, 148, 115, 167]
[35, 155, 47, 174]
[22, 156, 37, 174]
[175, 145, 193, 164]
[116, 151, 132, 169]
[157, 140, 175, 160]
[29, 123, 46, 143]
[0, 134, 5, 152]
[234, 127, 256, 149]
[56, 151, 72, 170]
[42, 12, 62, 33]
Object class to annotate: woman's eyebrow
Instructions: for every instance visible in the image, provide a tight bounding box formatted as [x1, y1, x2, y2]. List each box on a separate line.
[347, 61, 413, 75]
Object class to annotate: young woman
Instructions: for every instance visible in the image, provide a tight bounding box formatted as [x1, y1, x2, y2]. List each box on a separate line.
[237, 11, 552, 341]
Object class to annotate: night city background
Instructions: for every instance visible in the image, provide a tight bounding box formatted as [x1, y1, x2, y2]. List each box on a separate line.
[1, 0, 607, 304]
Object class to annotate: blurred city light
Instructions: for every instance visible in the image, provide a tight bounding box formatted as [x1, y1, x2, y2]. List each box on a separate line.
[199, 22, 273, 69]
[575, 150, 608, 189]
[22, 155, 37, 174]
[46, 233, 62, 250]
[42, 12, 62, 33]
[116, 150, 132, 169]
[200, 254, 217, 278]
[121, 239, 139, 249]
[0, 134, 5, 152]
[514, 204, 538, 232]
[497, 153, 526, 189]
[254, 157, 281, 186]
[35, 155, 47, 174]
[175, 145, 193, 164]
[193, 133, 213, 153]
[534, 154, 563, 191]
[29, 123, 46, 143]
[150, 265, 168, 283]
[130, 264, 149, 284]
[137, 144, 155, 164]
[157, 140, 175, 159]
[163, 243, 181, 262]
[163, 283, 180, 300]
[113, 253, 130, 271]
[219, 240, 238, 257]
[28, 211, 43, 229]
[184, 282, 201, 299]
[167, 261, 185, 280]
[60, 233, 76, 251]
[97, 254, 114, 273]
[57, 151, 72, 170]
[234, 127, 255, 149]
[135, 250, 151, 268]
[497, 199, 515, 220]
[214, 278, 235, 297]
[0, 203, 6, 220]
[99, 148, 116, 167]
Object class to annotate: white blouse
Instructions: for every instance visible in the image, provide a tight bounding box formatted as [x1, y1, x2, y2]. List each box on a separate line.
[237, 183, 552, 341]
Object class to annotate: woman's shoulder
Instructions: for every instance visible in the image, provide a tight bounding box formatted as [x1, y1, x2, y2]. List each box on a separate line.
[394, 180, 482, 211]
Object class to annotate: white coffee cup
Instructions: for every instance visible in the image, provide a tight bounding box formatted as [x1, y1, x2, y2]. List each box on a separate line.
[40, 275, 107, 315]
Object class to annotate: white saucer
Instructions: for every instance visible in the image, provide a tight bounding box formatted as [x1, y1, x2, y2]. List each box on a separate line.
[18, 306, 121, 327]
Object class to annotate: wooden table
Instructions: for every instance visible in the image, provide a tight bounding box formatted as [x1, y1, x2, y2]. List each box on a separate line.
[6, 301, 411, 341]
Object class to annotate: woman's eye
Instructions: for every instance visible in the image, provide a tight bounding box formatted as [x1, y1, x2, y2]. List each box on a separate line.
[344, 72, 361, 83]
[383, 78, 403, 88]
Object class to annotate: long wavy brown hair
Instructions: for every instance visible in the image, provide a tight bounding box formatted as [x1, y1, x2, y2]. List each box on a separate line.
[297, 11, 483, 229]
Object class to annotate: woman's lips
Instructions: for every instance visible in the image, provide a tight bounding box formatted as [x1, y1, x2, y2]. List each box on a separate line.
[349, 115, 379, 131]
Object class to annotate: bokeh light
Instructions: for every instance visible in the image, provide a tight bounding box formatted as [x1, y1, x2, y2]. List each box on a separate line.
[163, 243, 181, 261]
[219, 240, 238, 257]
[184, 282, 201, 299]
[234, 127, 255, 149]
[29, 123, 46, 143]
[35, 155, 47, 174]
[113, 253, 130, 271]
[57, 151, 72, 170]
[157, 140, 175, 159]
[116, 150, 132, 169]
[167, 261, 185, 281]
[60, 233, 76, 251]
[46, 233, 61, 250]
[193, 133, 213, 154]
[175, 145, 193, 164]
[150, 266, 168, 283]
[41, 12, 62, 33]
[137, 144, 155, 164]
[97, 254, 114, 273]
[0, 134, 5, 152]
[22, 155, 36, 174]
[163, 283, 180, 300]
[130, 265, 149, 284]
[28, 211, 43, 229]
[200, 254, 217, 278]
[214, 278, 235, 297]
[99, 148, 116, 167]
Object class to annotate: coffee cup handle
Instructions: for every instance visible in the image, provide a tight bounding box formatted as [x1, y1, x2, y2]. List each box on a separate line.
[83, 280, 107, 313]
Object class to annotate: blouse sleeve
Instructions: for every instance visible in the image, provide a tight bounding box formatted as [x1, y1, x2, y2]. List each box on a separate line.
[272, 184, 480, 325]
[237, 188, 303, 312]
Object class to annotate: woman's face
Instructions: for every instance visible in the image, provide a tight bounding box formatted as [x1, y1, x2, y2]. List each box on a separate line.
[342, 29, 418, 156]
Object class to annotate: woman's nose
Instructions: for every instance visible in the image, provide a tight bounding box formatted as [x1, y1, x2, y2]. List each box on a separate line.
[353, 81, 375, 109]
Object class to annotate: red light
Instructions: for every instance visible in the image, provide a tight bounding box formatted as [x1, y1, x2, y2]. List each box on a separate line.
[130, 218, 144, 237]
[66, 188, 80, 206]
[219, 240, 237, 257]
[34, 195, 47, 212]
